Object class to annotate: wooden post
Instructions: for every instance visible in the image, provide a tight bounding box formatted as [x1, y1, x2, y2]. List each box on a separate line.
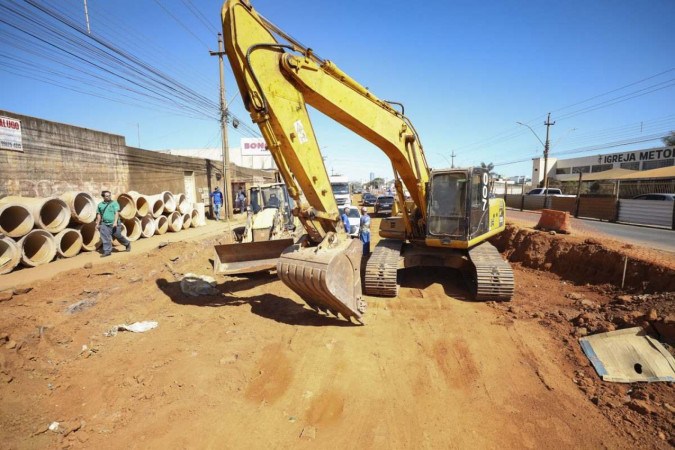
[574, 171, 582, 218]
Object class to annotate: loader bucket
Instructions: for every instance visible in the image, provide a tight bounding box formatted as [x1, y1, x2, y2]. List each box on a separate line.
[277, 237, 365, 320]
[213, 238, 294, 275]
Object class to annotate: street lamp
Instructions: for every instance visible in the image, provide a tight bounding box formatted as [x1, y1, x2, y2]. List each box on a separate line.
[517, 113, 555, 189]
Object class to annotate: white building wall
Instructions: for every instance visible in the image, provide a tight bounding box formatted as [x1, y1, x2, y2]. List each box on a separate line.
[532, 146, 674, 180]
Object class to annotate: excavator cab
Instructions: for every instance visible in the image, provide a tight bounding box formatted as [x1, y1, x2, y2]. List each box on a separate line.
[426, 167, 491, 243]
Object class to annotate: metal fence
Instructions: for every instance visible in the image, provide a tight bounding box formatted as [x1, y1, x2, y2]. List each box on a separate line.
[506, 195, 675, 229]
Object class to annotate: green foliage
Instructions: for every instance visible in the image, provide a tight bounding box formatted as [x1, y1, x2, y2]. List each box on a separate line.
[662, 131, 675, 146]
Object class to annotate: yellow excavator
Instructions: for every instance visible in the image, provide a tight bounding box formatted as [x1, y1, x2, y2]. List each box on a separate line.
[220, 0, 514, 322]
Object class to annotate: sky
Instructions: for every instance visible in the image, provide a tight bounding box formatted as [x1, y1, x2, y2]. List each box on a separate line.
[1, 0, 674, 183]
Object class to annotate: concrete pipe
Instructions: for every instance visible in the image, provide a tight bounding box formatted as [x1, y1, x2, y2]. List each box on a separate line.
[121, 217, 142, 241]
[145, 194, 165, 218]
[154, 215, 168, 235]
[0, 196, 70, 234]
[162, 191, 176, 213]
[0, 236, 21, 275]
[17, 229, 56, 267]
[0, 201, 34, 238]
[177, 193, 191, 214]
[140, 214, 156, 238]
[167, 211, 183, 232]
[192, 203, 206, 227]
[54, 228, 83, 258]
[181, 213, 192, 230]
[76, 221, 101, 251]
[126, 191, 150, 218]
[116, 193, 137, 220]
[60, 191, 97, 224]
[190, 209, 199, 228]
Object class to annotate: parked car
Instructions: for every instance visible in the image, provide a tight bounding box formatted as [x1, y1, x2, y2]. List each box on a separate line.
[526, 188, 575, 197]
[632, 193, 675, 201]
[374, 195, 394, 216]
[362, 192, 377, 206]
[340, 207, 361, 237]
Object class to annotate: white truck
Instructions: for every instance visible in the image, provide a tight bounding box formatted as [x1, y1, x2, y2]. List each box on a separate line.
[330, 175, 351, 207]
[526, 188, 575, 197]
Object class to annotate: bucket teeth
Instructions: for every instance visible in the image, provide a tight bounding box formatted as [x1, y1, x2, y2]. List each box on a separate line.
[277, 238, 363, 320]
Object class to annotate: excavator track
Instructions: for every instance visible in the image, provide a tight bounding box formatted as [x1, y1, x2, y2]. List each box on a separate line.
[364, 239, 402, 297]
[467, 242, 514, 301]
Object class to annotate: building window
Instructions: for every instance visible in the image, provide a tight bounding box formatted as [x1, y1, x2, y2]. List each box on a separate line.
[556, 167, 571, 174]
[572, 166, 590, 174]
[642, 159, 674, 170]
[620, 162, 640, 170]
[591, 164, 613, 172]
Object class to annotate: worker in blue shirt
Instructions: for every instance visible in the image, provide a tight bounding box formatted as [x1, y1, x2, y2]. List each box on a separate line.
[211, 186, 224, 221]
[340, 206, 351, 233]
[359, 206, 371, 255]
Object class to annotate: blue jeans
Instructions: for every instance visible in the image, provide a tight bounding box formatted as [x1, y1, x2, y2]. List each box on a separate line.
[360, 231, 370, 255]
[213, 203, 222, 220]
[99, 223, 130, 255]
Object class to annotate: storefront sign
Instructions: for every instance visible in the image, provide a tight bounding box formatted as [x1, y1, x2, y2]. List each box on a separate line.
[0, 116, 23, 152]
[241, 138, 269, 156]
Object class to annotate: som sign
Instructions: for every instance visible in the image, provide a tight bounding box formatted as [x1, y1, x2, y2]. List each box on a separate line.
[241, 138, 270, 156]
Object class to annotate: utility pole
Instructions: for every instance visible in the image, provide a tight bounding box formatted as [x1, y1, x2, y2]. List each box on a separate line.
[542, 112, 556, 189]
[517, 114, 555, 188]
[450, 150, 456, 168]
[210, 33, 232, 220]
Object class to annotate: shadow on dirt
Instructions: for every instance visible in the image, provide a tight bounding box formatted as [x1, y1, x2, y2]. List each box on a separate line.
[155, 277, 357, 327]
[397, 267, 473, 302]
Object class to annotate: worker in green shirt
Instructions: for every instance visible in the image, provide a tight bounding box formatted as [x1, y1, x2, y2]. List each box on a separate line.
[95, 190, 131, 257]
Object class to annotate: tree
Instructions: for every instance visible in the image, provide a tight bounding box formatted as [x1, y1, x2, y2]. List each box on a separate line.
[480, 162, 497, 177]
[365, 177, 385, 189]
[662, 131, 675, 146]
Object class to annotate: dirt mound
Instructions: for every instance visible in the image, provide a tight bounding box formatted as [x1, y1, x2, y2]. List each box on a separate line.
[491, 224, 675, 293]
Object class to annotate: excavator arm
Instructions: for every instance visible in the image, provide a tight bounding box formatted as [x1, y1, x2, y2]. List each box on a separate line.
[222, 0, 429, 244]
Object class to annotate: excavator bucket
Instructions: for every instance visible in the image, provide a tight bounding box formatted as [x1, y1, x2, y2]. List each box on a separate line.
[213, 238, 294, 275]
[277, 237, 365, 321]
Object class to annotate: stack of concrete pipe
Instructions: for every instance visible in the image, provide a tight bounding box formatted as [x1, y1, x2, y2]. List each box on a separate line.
[0, 190, 204, 274]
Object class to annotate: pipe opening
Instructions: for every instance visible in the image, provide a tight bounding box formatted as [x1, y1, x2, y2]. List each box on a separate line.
[0, 238, 21, 274]
[117, 194, 137, 220]
[21, 230, 56, 266]
[155, 216, 168, 235]
[0, 205, 34, 238]
[182, 213, 192, 229]
[135, 197, 150, 217]
[140, 215, 156, 237]
[73, 193, 96, 223]
[162, 192, 176, 213]
[57, 230, 83, 257]
[122, 218, 142, 241]
[150, 199, 164, 218]
[38, 199, 70, 233]
[168, 212, 183, 232]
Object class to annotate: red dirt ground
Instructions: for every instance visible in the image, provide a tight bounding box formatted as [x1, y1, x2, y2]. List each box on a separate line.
[0, 211, 673, 448]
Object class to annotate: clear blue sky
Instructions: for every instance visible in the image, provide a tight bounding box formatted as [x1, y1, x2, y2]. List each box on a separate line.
[2, 0, 674, 183]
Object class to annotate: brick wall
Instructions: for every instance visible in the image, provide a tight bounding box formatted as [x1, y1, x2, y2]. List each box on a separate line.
[0, 110, 273, 203]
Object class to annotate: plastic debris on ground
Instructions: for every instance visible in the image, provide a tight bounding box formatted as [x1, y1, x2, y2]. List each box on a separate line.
[579, 326, 675, 383]
[180, 273, 219, 297]
[105, 321, 158, 337]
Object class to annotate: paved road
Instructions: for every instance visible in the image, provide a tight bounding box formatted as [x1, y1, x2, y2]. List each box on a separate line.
[507, 208, 675, 253]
